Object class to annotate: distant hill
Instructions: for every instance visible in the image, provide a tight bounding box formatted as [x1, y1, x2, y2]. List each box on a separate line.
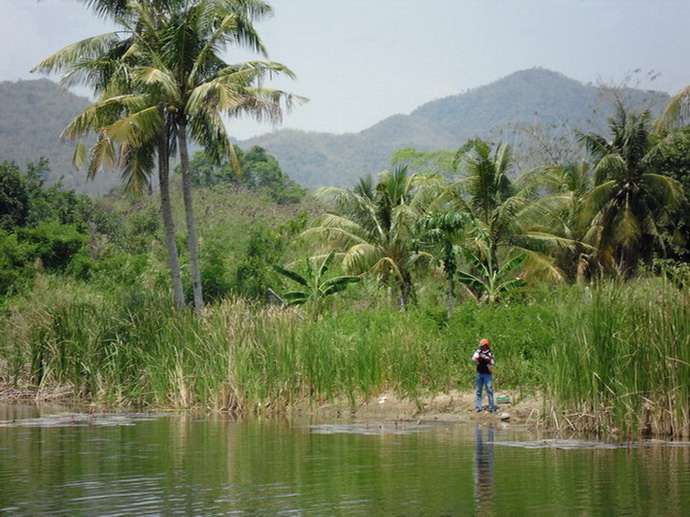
[0, 79, 119, 194]
[0, 70, 671, 193]
[242, 68, 670, 188]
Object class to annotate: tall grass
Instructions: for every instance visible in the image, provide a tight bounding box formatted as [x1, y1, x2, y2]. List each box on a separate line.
[547, 279, 690, 437]
[2, 277, 688, 437]
[1, 281, 462, 411]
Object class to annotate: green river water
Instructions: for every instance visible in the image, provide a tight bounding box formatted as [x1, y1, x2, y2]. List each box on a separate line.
[1, 403, 689, 516]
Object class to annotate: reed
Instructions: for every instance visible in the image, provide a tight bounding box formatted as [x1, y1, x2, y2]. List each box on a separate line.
[1, 288, 462, 410]
[547, 279, 690, 437]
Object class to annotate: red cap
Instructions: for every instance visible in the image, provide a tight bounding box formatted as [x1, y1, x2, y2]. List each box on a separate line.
[479, 338, 490, 347]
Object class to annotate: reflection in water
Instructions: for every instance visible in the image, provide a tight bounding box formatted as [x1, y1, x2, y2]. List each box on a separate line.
[474, 424, 495, 515]
[1, 405, 690, 515]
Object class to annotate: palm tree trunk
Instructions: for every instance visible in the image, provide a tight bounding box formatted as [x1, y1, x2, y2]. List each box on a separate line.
[158, 129, 185, 309]
[443, 242, 457, 318]
[178, 118, 204, 312]
[398, 269, 414, 311]
[447, 275, 455, 319]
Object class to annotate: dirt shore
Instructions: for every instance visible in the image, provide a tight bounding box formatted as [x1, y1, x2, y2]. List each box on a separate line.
[297, 389, 546, 426]
[0, 383, 545, 426]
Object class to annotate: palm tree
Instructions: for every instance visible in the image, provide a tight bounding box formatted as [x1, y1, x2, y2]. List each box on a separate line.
[577, 102, 685, 278]
[130, 0, 302, 311]
[450, 139, 570, 282]
[304, 166, 433, 310]
[34, 1, 187, 307]
[655, 85, 690, 131]
[34, 0, 302, 310]
[538, 161, 596, 282]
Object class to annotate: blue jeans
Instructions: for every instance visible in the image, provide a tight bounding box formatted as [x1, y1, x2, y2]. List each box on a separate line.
[475, 373, 495, 411]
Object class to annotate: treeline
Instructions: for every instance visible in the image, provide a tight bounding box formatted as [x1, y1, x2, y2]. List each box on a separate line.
[0, 151, 312, 306]
[292, 103, 689, 316]
[3, 104, 687, 313]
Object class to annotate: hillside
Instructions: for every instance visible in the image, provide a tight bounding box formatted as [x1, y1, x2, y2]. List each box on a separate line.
[243, 68, 670, 188]
[0, 79, 119, 194]
[0, 70, 670, 193]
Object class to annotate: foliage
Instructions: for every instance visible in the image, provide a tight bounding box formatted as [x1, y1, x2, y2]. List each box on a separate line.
[273, 250, 361, 314]
[450, 139, 571, 282]
[0, 286, 557, 409]
[17, 221, 88, 272]
[0, 161, 117, 299]
[232, 225, 286, 300]
[456, 251, 527, 303]
[648, 126, 690, 261]
[0, 162, 31, 230]
[547, 279, 690, 437]
[577, 102, 685, 278]
[185, 146, 306, 204]
[0, 232, 35, 297]
[306, 166, 435, 309]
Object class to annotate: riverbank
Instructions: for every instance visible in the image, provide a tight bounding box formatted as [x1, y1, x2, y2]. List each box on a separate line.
[0, 381, 544, 427]
[301, 389, 545, 426]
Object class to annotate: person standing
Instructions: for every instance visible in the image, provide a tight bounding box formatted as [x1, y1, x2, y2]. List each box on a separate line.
[472, 338, 496, 412]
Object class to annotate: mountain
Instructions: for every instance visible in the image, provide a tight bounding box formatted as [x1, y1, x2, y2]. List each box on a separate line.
[0, 79, 119, 194]
[0, 69, 671, 194]
[242, 68, 670, 189]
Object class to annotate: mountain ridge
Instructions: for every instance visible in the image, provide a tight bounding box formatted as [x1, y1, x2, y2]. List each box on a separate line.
[0, 69, 670, 193]
[243, 68, 669, 188]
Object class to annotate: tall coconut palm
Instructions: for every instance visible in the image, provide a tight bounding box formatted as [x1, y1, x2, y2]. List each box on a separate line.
[577, 102, 685, 278]
[304, 166, 433, 310]
[34, 0, 188, 307]
[538, 161, 597, 282]
[128, 0, 302, 311]
[34, 0, 302, 310]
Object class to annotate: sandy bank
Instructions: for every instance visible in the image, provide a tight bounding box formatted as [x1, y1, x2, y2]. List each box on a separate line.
[1, 382, 544, 426]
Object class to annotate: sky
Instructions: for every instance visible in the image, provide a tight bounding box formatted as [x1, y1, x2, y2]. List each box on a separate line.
[1, 0, 689, 140]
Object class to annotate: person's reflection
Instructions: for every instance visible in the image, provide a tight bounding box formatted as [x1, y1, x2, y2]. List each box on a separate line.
[474, 424, 495, 514]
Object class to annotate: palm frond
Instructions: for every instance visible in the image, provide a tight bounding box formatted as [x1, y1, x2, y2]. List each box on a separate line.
[31, 33, 122, 76]
[654, 86, 690, 131]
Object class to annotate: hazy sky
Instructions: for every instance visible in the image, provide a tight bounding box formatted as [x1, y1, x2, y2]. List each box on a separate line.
[1, 0, 689, 140]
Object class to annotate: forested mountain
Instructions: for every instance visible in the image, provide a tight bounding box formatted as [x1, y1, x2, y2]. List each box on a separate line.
[244, 68, 670, 188]
[0, 69, 670, 193]
[0, 79, 119, 194]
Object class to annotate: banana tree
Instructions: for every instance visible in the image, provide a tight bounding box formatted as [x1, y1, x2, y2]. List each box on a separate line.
[456, 246, 527, 304]
[273, 250, 361, 314]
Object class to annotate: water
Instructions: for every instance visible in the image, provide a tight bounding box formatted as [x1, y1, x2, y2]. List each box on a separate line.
[1, 404, 689, 516]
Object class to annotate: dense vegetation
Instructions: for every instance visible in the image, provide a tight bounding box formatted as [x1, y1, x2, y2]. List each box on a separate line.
[1, 1, 689, 439]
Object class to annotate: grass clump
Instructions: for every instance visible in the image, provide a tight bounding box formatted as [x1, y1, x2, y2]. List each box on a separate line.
[547, 279, 690, 437]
